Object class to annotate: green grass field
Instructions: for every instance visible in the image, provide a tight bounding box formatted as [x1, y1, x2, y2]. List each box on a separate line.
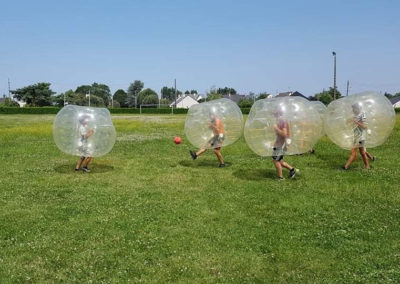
[1, 114, 399, 282]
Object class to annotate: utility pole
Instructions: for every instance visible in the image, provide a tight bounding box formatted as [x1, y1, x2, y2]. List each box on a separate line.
[332, 51, 337, 100]
[87, 90, 91, 107]
[135, 90, 137, 108]
[346, 80, 349, 96]
[8, 78, 11, 98]
[174, 79, 177, 108]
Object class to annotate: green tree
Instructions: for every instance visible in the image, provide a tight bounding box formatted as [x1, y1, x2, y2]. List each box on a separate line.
[238, 98, 254, 108]
[113, 89, 128, 107]
[75, 83, 111, 106]
[53, 89, 75, 107]
[184, 90, 190, 95]
[138, 88, 159, 105]
[91, 83, 111, 106]
[206, 92, 223, 101]
[384, 92, 393, 99]
[11, 82, 54, 106]
[190, 90, 198, 95]
[257, 92, 270, 100]
[53, 90, 104, 107]
[127, 80, 144, 107]
[314, 87, 342, 105]
[217, 87, 237, 95]
[159, 98, 170, 105]
[161, 86, 182, 102]
[75, 85, 91, 95]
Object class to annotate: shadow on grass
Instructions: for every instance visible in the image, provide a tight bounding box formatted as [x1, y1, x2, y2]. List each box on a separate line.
[54, 164, 114, 174]
[233, 168, 276, 181]
[313, 151, 349, 169]
[178, 159, 232, 168]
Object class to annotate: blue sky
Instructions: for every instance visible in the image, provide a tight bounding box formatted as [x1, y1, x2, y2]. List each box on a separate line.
[1, 0, 399, 97]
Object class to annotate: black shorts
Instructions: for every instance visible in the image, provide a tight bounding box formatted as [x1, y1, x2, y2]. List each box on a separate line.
[272, 147, 284, 161]
[208, 135, 224, 148]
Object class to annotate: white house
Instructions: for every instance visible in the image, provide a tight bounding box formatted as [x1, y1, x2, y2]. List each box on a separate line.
[170, 94, 200, 109]
[17, 100, 26, 107]
[390, 96, 400, 108]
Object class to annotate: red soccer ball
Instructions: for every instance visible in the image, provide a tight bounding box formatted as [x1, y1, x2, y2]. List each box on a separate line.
[174, 136, 182, 144]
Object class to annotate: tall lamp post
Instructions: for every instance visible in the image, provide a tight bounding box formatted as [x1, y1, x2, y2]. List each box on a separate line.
[332, 51, 337, 100]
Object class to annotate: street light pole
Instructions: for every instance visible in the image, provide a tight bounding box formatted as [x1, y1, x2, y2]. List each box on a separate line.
[135, 90, 137, 108]
[332, 51, 337, 100]
[174, 79, 177, 108]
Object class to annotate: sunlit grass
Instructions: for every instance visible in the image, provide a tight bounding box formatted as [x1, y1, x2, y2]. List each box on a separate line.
[0, 114, 399, 282]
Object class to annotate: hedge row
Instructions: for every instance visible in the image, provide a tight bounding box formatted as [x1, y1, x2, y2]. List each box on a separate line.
[0, 106, 397, 115]
[0, 107, 252, 115]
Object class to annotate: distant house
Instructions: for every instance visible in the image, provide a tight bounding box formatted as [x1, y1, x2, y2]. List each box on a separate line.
[170, 94, 200, 109]
[390, 96, 400, 108]
[222, 94, 246, 103]
[275, 91, 309, 100]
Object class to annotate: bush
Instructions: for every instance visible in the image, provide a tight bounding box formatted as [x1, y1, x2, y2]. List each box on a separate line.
[0, 106, 253, 115]
[0, 107, 61, 114]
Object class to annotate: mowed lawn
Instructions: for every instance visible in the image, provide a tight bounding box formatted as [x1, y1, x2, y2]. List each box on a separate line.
[0, 113, 399, 282]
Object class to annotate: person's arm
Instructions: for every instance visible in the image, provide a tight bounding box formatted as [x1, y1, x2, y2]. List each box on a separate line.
[354, 113, 367, 129]
[274, 125, 288, 138]
[216, 120, 224, 135]
[85, 128, 94, 139]
[353, 120, 367, 129]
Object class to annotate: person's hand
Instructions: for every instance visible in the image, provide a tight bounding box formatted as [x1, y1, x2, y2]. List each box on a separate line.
[219, 133, 224, 138]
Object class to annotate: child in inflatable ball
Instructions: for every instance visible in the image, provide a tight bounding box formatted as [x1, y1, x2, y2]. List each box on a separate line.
[189, 112, 226, 167]
[75, 115, 95, 172]
[272, 108, 298, 180]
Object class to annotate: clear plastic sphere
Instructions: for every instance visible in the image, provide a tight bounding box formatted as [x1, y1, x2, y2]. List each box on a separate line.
[184, 98, 243, 149]
[324, 92, 395, 150]
[244, 96, 322, 156]
[53, 105, 116, 157]
[310, 101, 327, 117]
[309, 100, 327, 139]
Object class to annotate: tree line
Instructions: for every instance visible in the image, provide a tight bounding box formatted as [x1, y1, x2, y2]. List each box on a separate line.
[4, 81, 201, 108]
[2, 81, 399, 108]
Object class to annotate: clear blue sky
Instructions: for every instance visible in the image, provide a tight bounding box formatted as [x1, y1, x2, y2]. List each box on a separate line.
[1, 0, 399, 97]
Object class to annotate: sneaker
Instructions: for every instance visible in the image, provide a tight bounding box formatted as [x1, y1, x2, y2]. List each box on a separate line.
[340, 166, 348, 170]
[82, 167, 91, 173]
[219, 163, 226, 168]
[371, 156, 376, 162]
[278, 177, 285, 181]
[310, 149, 315, 154]
[288, 168, 297, 179]
[74, 168, 80, 172]
[189, 150, 197, 160]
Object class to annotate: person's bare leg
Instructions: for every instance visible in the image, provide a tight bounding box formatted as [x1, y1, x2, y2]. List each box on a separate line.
[280, 160, 294, 170]
[214, 148, 224, 165]
[273, 160, 283, 178]
[359, 148, 370, 169]
[76, 157, 85, 170]
[364, 149, 374, 161]
[84, 157, 92, 168]
[344, 148, 357, 169]
[196, 148, 207, 157]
